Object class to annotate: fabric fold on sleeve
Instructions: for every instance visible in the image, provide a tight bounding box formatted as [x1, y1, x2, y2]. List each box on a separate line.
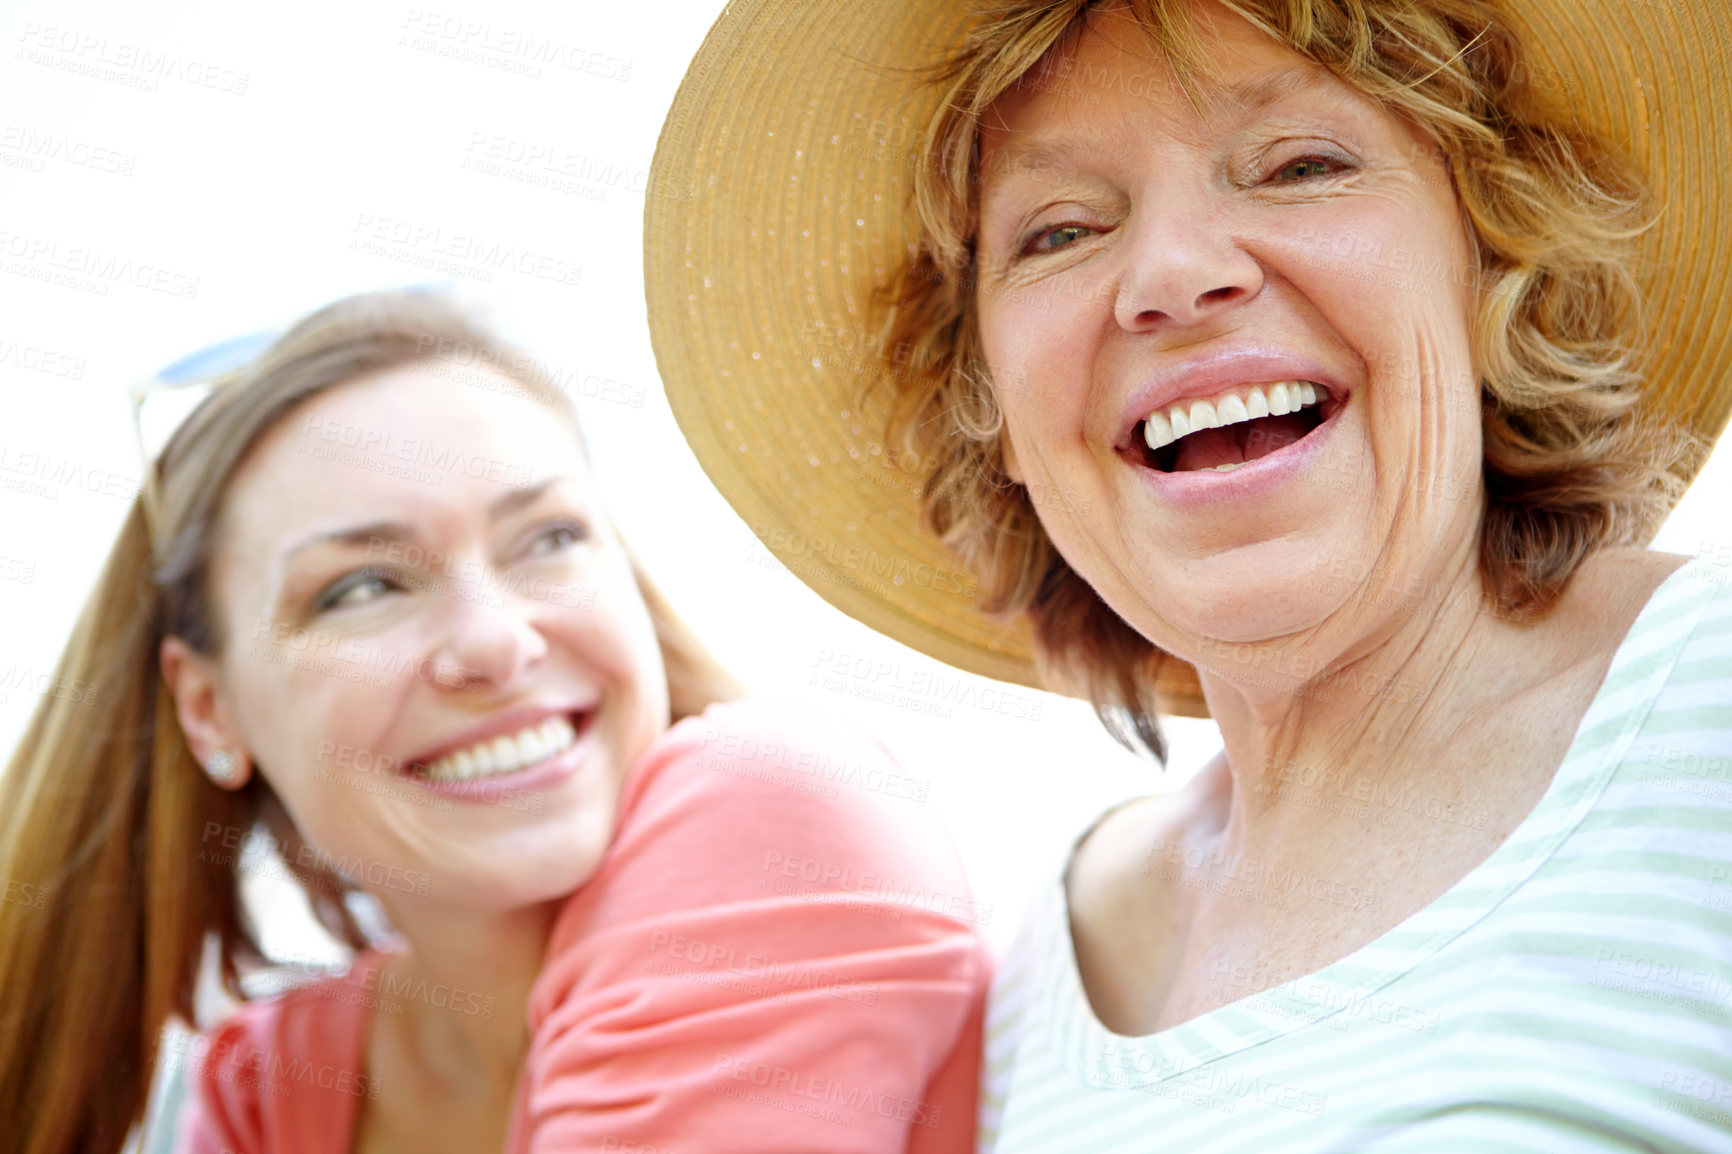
[172, 959, 375, 1154]
[518, 697, 992, 1153]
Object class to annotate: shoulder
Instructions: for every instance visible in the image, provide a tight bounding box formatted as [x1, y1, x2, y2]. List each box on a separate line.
[590, 695, 962, 909]
[1067, 756, 1224, 928]
[536, 695, 985, 987]
[634, 694, 935, 810]
[1658, 551, 1732, 640]
[170, 1001, 274, 1154]
[1554, 547, 1701, 655]
[1063, 764, 1223, 1031]
[173, 961, 377, 1153]
[522, 698, 991, 1152]
[1557, 549, 1732, 706]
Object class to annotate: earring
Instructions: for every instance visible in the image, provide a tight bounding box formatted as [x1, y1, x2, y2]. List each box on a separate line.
[205, 749, 239, 783]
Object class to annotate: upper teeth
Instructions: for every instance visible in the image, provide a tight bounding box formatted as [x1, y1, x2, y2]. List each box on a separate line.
[422, 715, 578, 783]
[1143, 381, 1324, 451]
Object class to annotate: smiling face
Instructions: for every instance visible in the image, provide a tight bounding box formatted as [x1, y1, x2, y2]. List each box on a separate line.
[973, 1, 1484, 667]
[196, 364, 668, 914]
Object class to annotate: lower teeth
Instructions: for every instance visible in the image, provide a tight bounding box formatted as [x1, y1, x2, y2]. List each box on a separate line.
[1209, 461, 1247, 472]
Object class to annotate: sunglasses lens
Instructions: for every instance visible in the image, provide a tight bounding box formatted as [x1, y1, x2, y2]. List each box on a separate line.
[152, 332, 277, 385]
[134, 331, 279, 462]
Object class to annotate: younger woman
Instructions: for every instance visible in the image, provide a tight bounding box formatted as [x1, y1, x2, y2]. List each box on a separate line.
[0, 291, 988, 1154]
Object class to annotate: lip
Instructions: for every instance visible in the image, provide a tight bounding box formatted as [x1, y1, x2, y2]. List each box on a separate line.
[410, 718, 595, 802]
[1130, 395, 1347, 507]
[403, 701, 596, 767]
[397, 700, 599, 802]
[1114, 344, 1352, 452]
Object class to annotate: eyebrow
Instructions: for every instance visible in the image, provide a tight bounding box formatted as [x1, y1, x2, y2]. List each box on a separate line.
[1216, 64, 1333, 117]
[281, 475, 566, 564]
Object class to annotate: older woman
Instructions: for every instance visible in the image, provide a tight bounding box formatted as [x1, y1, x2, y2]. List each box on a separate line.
[645, 0, 1732, 1150]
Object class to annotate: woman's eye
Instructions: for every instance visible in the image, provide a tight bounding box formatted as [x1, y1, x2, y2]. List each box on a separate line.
[1023, 223, 1095, 255]
[1272, 155, 1345, 182]
[316, 567, 404, 612]
[526, 520, 589, 556]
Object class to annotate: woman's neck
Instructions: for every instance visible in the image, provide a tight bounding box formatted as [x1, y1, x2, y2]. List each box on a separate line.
[1065, 547, 1687, 1036]
[372, 898, 558, 1091]
[1197, 546, 1677, 856]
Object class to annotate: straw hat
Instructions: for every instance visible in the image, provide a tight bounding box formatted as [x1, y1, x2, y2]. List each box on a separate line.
[644, 0, 1732, 720]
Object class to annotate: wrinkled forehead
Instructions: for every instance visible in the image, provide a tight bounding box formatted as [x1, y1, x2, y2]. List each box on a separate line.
[976, 9, 1356, 189]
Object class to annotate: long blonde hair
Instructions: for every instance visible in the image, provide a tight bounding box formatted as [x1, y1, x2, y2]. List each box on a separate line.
[0, 291, 738, 1154]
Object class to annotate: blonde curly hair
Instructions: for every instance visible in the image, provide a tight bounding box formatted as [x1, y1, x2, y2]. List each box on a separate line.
[875, 0, 1697, 752]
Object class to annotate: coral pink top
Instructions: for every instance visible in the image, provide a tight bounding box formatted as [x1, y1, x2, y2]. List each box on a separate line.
[176, 698, 990, 1152]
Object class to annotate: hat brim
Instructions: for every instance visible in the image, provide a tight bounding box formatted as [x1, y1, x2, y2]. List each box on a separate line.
[645, 0, 1732, 721]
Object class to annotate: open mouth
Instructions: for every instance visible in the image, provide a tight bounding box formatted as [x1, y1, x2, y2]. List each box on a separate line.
[404, 710, 591, 784]
[1131, 380, 1339, 474]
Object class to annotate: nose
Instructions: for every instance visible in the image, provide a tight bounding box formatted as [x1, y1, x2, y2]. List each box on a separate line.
[427, 578, 549, 693]
[1111, 193, 1264, 332]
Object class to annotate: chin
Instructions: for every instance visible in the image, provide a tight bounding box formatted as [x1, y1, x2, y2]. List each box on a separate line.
[464, 861, 605, 911]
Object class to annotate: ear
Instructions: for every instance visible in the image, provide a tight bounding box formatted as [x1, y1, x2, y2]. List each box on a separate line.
[159, 636, 252, 789]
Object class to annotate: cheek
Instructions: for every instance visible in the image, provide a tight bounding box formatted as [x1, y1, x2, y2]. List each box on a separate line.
[1272, 234, 1441, 331]
[1266, 174, 1471, 318]
[1266, 200, 1479, 446]
[980, 300, 1052, 400]
[225, 608, 424, 783]
[980, 294, 1124, 575]
[575, 561, 669, 727]
[978, 263, 1101, 393]
[229, 637, 331, 750]
[983, 315, 1097, 479]
[261, 668, 379, 789]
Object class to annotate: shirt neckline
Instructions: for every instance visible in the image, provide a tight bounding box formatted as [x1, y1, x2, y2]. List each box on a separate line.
[1044, 556, 1716, 1088]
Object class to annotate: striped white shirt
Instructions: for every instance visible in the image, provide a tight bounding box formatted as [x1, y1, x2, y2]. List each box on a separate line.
[982, 558, 1732, 1153]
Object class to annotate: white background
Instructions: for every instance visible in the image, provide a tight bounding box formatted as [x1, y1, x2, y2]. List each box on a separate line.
[2, 0, 1729, 968]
